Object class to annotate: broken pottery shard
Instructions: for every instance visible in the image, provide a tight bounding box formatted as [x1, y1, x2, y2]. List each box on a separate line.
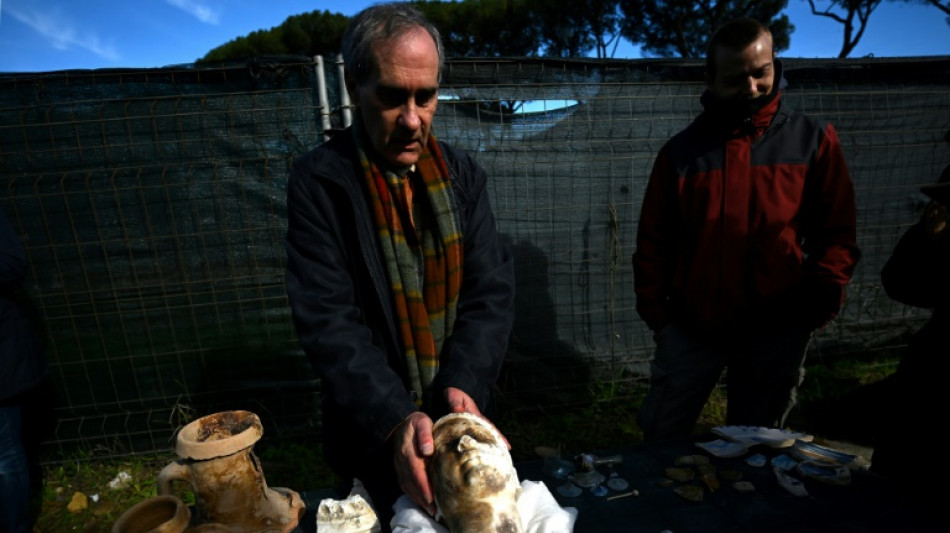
[732, 481, 756, 493]
[557, 481, 583, 498]
[673, 484, 704, 502]
[711, 426, 814, 449]
[774, 467, 808, 497]
[697, 463, 719, 492]
[674, 454, 710, 466]
[790, 440, 857, 467]
[606, 476, 630, 491]
[316, 493, 381, 533]
[770, 454, 799, 472]
[719, 469, 743, 482]
[108, 471, 132, 490]
[695, 439, 747, 458]
[664, 467, 695, 482]
[795, 461, 852, 486]
[534, 446, 559, 458]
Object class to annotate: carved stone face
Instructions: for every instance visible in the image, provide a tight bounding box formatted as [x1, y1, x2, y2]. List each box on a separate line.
[427, 413, 522, 533]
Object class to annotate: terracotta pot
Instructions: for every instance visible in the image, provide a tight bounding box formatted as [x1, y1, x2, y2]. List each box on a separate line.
[186, 525, 233, 532]
[112, 494, 191, 533]
[157, 410, 305, 533]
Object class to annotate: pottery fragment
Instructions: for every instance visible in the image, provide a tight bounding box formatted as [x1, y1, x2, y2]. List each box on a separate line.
[673, 485, 704, 502]
[664, 467, 695, 482]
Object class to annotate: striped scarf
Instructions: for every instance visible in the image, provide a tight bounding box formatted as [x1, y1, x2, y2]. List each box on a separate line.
[355, 127, 463, 404]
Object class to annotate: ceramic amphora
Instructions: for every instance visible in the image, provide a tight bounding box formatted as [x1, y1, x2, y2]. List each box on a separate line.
[156, 410, 305, 533]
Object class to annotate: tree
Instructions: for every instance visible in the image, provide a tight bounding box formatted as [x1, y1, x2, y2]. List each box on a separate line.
[894, 0, 950, 24]
[618, 0, 792, 58]
[199, 10, 349, 63]
[806, 0, 883, 58]
[413, 0, 545, 115]
[532, 0, 623, 58]
[414, 0, 543, 58]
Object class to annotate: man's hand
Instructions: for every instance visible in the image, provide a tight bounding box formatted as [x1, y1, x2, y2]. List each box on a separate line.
[795, 277, 842, 332]
[924, 200, 948, 238]
[393, 412, 436, 516]
[444, 386, 483, 416]
[444, 387, 510, 450]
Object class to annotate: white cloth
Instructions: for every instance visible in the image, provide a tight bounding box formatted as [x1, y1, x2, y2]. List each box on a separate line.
[391, 480, 577, 533]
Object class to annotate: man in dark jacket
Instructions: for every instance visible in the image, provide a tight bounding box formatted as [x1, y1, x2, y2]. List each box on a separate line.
[870, 163, 949, 500]
[284, 3, 514, 529]
[632, 18, 860, 441]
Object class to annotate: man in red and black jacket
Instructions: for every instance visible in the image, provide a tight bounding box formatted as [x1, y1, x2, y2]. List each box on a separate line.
[632, 17, 860, 442]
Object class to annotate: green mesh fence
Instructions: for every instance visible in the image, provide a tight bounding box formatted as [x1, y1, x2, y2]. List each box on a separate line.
[1, 56, 947, 462]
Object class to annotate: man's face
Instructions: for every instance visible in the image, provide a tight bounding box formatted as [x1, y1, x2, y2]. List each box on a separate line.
[348, 28, 439, 169]
[708, 31, 775, 101]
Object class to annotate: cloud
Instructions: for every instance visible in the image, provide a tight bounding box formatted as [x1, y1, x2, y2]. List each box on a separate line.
[164, 0, 221, 25]
[4, 5, 120, 61]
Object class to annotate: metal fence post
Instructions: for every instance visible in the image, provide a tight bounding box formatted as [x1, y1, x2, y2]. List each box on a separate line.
[314, 55, 333, 141]
[337, 54, 352, 128]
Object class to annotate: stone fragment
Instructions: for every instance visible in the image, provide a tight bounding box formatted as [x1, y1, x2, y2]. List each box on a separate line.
[67, 491, 88, 513]
[107, 471, 132, 490]
[732, 481, 756, 493]
[673, 484, 704, 502]
[664, 467, 695, 482]
[316, 493, 381, 533]
[774, 467, 808, 497]
[719, 469, 743, 482]
[697, 463, 719, 492]
[674, 454, 710, 466]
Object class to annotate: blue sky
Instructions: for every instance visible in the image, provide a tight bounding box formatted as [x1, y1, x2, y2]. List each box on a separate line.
[0, 0, 947, 73]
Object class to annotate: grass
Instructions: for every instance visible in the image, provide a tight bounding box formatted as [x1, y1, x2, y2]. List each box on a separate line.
[35, 453, 181, 532]
[29, 348, 900, 532]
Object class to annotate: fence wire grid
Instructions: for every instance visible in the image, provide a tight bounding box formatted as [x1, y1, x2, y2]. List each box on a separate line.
[1, 55, 948, 462]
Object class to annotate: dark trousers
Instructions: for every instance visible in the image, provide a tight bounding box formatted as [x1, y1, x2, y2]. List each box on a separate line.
[637, 322, 812, 441]
[0, 404, 30, 533]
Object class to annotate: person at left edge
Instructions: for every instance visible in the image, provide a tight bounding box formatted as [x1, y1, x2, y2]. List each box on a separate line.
[1, 211, 48, 533]
[284, 3, 515, 530]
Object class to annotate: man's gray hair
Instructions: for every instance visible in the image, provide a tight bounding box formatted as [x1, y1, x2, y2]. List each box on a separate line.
[342, 2, 445, 84]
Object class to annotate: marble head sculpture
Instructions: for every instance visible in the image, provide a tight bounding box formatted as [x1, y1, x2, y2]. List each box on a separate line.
[427, 412, 523, 533]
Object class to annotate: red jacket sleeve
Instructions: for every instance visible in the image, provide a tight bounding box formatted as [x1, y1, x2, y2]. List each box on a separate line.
[633, 149, 677, 332]
[799, 123, 861, 326]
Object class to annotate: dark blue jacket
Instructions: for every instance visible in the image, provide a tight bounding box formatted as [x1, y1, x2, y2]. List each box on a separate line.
[880, 184, 950, 367]
[1, 211, 47, 403]
[284, 128, 514, 476]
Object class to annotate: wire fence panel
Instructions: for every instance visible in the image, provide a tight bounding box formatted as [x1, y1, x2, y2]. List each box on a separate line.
[2, 63, 324, 460]
[1, 56, 947, 462]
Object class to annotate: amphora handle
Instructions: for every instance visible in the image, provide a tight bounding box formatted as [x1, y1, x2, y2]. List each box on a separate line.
[156, 459, 193, 495]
